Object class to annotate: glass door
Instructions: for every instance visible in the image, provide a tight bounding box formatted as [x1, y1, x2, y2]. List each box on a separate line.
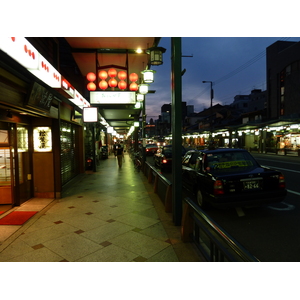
[0, 147, 13, 204]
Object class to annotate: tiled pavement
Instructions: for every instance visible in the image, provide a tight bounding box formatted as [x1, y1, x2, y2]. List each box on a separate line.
[0, 152, 203, 262]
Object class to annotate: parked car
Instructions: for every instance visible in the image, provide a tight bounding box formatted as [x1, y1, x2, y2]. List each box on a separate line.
[154, 145, 186, 171]
[182, 148, 287, 209]
[145, 143, 158, 156]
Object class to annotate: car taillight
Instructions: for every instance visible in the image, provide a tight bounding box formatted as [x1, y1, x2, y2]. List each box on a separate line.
[214, 180, 224, 196]
[279, 174, 286, 189]
[162, 158, 167, 164]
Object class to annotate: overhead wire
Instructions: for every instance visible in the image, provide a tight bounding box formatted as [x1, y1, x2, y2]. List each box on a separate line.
[194, 37, 292, 101]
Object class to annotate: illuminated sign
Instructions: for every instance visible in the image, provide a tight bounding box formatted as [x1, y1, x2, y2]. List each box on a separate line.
[90, 91, 136, 104]
[0, 37, 90, 110]
[0, 37, 39, 70]
[69, 90, 90, 108]
[33, 127, 52, 152]
[28, 53, 61, 88]
[83, 107, 98, 122]
[61, 77, 75, 98]
[0, 37, 61, 88]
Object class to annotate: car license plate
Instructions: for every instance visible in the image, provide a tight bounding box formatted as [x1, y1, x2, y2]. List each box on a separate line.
[243, 180, 259, 190]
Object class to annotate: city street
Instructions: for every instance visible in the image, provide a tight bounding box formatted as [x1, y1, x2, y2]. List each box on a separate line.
[148, 152, 300, 261]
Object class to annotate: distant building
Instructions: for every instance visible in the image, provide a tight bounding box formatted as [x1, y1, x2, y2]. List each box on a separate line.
[240, 89, 267, 124]
[231, 94, 250, 113]
[266, 41, 300, 119]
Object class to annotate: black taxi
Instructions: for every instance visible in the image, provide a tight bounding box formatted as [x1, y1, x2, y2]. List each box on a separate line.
[182, 148, 287, 209]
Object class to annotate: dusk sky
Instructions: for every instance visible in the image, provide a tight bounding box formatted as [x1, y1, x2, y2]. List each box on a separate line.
[146, 37, 300, 122]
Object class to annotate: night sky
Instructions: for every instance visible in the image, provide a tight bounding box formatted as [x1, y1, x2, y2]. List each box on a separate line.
[146, 37, 300, 122]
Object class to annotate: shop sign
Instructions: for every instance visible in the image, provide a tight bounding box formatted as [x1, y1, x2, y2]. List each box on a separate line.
[83, 107, 98, 122]
[33, 127, 52, 152]
[28, 53, 61, 88]
[90, 91, 136, 104]
[26, 82, 54, 112]
[69, 90, 90, 108]
[61, 77, 75, 98]
[0, 37, 39, 70]
[0, 37, 61, 88]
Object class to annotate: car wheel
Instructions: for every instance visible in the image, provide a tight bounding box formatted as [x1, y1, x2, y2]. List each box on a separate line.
[196, 189, 207, 209]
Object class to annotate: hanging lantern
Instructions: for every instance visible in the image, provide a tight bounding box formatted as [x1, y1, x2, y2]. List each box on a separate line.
[139, 83, 149, 94]
[148, 46, 166, 66]
[99, 70, 108, 80]
[86, 72, 96, 82]
[141, 69, 156, 83]
[118, 71, 127, 80]
[136, 93, 144, 102]
[108, 78, 118, 88]
[87, 82, 96, 91]
[108, 68, 117, 78]
[99, 80, 108, 90]
[118, 80, 127, 90]
[129, 82, 138, 91]
[129, 73, 138, 82]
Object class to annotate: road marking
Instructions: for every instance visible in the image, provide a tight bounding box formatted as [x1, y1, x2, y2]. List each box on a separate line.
[268, 201, 295, 211]
[235, 207, 245, 217]
[262, 165, 300, 174]
[287, 189, 300, 196]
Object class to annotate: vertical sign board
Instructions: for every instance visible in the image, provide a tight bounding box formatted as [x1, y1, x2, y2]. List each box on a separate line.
[83, 107, 98, 122]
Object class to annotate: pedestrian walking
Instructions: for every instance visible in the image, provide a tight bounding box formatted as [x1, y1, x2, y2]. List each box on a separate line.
[116, 141, 124, 168]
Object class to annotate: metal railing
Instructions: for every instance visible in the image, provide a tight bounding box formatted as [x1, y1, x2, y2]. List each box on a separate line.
[141, 161, 260, 262]
[182, 197, 260, 262]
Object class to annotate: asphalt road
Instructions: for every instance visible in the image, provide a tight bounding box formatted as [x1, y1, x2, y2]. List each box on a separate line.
[148, 152, 300, 262]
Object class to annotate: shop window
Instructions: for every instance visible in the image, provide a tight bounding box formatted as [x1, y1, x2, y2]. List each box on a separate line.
[60, 121, 79, 185]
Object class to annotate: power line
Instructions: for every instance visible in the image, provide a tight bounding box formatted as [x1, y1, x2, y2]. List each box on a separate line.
[194, 37, 292, 101]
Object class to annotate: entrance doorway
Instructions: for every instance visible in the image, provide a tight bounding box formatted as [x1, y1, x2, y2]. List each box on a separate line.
[0, 146, 13, 206]
[0, 125, 32, 213]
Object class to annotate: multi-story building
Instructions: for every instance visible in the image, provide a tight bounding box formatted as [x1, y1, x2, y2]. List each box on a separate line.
[266, 41, 300, 119]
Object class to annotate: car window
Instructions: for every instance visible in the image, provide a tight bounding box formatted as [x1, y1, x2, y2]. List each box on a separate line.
[205, 151, 259, 173]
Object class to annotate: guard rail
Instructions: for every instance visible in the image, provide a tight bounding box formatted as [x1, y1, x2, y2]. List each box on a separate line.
[142, 161, 260, 262]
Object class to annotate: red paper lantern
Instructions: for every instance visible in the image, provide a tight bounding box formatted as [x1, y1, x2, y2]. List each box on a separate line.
[108, 68, 117, 78]
[118, 80, 127, 90]
[118, 71, 127, 80]
[87, 82, 96, 91]
[108, 78, 118, 88]
[86, 72, 96, 82]
[129, 82, 138, 91]
[98, 70, 108, 80]
[99, 80, 108, 90]
[129, 73, 138, 82]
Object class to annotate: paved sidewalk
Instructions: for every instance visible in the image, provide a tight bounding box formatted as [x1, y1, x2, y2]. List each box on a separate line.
[0, 152, 203, 262]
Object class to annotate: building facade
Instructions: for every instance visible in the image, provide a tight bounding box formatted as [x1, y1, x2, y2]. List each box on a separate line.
[0, 38, 87, 210]
[267, 41, 300, 119]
